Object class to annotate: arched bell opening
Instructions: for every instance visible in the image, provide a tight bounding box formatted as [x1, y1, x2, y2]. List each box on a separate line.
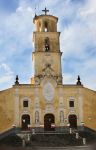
[45, 37, 50, 52]
[44, 21, 48, 32]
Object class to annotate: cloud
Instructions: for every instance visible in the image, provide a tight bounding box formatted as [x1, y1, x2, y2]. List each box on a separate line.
[0, 0, 19, 14]
[0, 63, 14, 90]
[0, 1, 35, 89]
[0, 63, 13, 74]
[59, 0, 96, 90]
[63, 73, 76, 84]
[79, 0, 96, 16]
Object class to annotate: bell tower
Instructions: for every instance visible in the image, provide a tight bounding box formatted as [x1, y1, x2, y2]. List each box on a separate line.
[31, 8, 62, 85]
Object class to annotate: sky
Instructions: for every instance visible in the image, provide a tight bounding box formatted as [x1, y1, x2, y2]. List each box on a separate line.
[0, 0, 96, 91]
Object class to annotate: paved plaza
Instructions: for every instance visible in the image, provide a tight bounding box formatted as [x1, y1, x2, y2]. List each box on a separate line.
[0, 145, 96, 150]
[36, 146, 95, 150]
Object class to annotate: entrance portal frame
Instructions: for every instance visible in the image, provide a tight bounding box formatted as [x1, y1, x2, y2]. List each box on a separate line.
[68, 114, 77, 128]
[44, 113, 55, 131]
[21, 114, 30, 130]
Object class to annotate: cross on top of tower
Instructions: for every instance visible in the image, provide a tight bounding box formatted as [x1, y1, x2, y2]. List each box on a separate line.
[42, 7, 49, 15]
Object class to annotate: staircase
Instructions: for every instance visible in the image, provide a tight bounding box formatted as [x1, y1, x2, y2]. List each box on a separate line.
[0, 127, 96, 147]
[30, 133, 83, 147]
[0, 128, 22, 147]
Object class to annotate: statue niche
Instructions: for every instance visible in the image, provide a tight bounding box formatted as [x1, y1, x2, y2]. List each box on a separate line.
[45, 37, 50, 52]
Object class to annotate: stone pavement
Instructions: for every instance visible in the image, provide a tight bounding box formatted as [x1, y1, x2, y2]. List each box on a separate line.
[35, 146, 94, 150]
[0, 145, 95, 150]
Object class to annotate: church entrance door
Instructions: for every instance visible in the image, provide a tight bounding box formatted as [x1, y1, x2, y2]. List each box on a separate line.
[68, 114, 77, 128]
[44, 114, 55, 131]
[22, 114, 30, 130]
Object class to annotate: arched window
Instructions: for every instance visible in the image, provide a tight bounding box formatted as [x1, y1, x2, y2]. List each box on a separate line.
[45, 37, 50, 52]
[35, 111, 39, 123]
[60, 111, 64, 123]
[44, 21, 48, 32]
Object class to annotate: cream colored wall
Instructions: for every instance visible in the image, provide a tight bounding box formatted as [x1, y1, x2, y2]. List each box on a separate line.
[13, 84, 85, 128]
[0, 88, 14, 132]
[13, 85, 35, 127]
[62, 86, 84, 126]
[33, 15, 58, 32]
[16, 84, 96, 130]
[83, 88, 96, 130]
[0, 84, 96, 133]
[33, 52, 61, 76]
[33, 32, 60, 52]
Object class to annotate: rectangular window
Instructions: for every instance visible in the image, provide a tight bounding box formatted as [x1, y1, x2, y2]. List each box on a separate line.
[23, 101, 28, 107]
[69, 101, 74, 107]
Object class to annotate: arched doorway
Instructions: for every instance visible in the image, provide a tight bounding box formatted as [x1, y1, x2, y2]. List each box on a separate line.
[68, 114, 77, 128]
[44, 114, 55, 131]
[22, 114, 30, 130]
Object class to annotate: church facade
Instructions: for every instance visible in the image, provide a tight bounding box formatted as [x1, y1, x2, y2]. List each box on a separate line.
[0, 9, 96, 133]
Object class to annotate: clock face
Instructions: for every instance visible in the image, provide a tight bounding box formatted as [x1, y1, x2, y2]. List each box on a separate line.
[43, 82, 54, 101]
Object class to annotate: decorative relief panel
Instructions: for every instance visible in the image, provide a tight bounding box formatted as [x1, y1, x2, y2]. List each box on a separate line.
[43, 82, 54, 101]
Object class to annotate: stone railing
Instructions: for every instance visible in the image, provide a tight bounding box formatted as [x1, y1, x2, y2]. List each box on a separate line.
[0, 127, 21, 140]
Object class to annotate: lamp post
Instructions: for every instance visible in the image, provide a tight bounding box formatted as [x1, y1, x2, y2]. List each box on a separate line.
[83, 138, 86, 145]
[12, 124, 16, 128]
[67, 123, 70, 127]
[51, 123, 55, 129]
[67, 123, 72, 133]
[12, 124, 16, 133]
[81, 122, 84, 131]
[28, 124, 31, 131]
[81, 122, 84, 126]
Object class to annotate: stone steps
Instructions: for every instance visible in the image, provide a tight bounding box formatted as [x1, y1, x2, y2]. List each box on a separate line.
[0, 128, 96, 147]
[30, 133, 83, 147]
